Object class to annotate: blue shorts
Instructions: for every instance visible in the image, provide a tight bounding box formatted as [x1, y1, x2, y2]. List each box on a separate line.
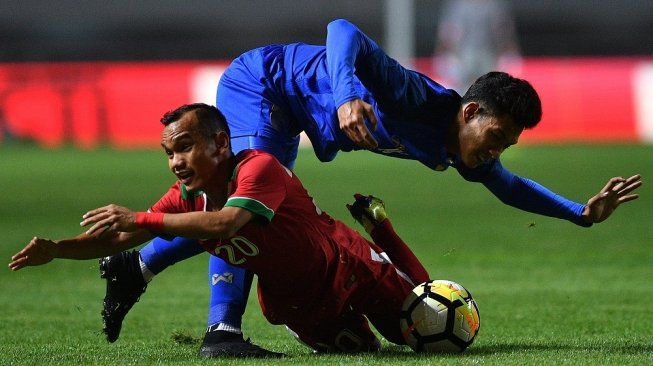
[217, 45, 300, 169]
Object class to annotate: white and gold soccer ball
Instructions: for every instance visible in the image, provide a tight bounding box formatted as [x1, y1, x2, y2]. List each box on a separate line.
[400, 280, 480, 353]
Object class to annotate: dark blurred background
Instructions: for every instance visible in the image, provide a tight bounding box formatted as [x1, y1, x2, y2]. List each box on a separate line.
[2, 0, 652, 62]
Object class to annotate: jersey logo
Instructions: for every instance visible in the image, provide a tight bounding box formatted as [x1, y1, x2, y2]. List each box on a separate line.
[211, 272, 234, 285]
[376, 136, 408, 156]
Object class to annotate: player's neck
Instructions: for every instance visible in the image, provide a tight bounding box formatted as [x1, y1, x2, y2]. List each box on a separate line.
[444, 112, 462, 155]
[202, 156, 233, 209]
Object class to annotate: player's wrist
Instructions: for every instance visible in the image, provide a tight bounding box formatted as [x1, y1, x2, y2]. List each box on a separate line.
[134, 212, 164, 232]
[580, 204, 594, 224]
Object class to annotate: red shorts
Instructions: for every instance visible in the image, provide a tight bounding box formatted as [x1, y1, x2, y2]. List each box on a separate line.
[257, 237, 415, 352]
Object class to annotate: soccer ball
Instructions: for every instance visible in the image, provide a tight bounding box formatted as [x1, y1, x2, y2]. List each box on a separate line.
[400, 279, 480, 353]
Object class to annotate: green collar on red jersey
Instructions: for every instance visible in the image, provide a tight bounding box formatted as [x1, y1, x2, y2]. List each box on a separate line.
[180, 184, 204, 200]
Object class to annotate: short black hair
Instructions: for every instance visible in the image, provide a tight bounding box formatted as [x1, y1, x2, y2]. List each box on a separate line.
[160, 103, 230, 138]
[462, 72, 542, 129]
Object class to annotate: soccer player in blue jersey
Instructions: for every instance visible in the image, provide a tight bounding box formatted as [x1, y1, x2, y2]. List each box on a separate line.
[99, 19, 641, 357]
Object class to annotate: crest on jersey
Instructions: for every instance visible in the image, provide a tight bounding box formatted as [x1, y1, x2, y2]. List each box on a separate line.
[376, 136, 407, 156]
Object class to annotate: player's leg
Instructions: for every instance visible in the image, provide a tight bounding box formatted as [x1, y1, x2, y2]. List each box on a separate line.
[198, 257, 283, 357]
[354, 244, 422, 346]
[286, 310, 381, 353]
[139, 236, 205, 278]
[140, 237, 279, 356]
[347, 194, 429, 284]
[361, 261, 418, 346]
[101, 240, 284, 357]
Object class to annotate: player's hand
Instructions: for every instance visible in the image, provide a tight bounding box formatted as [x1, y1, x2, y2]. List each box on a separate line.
[9, 237, 56, 271]
[582, 174, 642, 223]
[337, 98, 379, 150]
[80, 204, 139, 236]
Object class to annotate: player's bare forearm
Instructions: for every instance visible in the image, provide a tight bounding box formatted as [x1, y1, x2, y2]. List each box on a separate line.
[8, 230, 151, 271]
[81, 203, 254, 241]
[55, 230, 152, 259]
[158, 208, 254, 240]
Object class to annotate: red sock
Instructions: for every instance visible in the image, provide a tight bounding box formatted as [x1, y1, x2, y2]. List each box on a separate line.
[370, 219, 429, 285]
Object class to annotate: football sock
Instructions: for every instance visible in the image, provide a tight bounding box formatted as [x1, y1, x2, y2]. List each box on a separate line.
[370, 219, 430, 284]
[138, 236, 205, 275]
[207, 255, 254, 328]
[138, 255, 156, 283]
[206, 322, 242, 335]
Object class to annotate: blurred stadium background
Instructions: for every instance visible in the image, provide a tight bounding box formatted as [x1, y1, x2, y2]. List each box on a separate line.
[2, 2, 652, 364]
[1, 0, 652, 148]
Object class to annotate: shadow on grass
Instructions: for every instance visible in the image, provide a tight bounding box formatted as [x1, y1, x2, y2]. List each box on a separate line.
[467, 342, 653, 356]
[168, 330, 653, 359]
[327, 341, 653, 360]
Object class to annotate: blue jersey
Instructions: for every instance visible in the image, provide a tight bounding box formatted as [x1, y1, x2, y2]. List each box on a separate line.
[216, 19, 589, 227]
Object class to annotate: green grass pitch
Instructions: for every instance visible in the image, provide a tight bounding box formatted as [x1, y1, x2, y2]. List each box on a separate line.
[1, 143, 651, 365]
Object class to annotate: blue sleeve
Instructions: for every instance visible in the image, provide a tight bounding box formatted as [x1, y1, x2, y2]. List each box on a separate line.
[326, 18, 435, 111]
[326, 19, 379, 107]
[457, 159, 591, 227]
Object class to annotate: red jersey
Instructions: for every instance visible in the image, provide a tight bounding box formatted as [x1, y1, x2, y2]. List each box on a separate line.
[150, 150, 411, 325]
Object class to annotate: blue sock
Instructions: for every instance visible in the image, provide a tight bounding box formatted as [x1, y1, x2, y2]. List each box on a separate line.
[139, 236, 204, 275]
[207, 255, 254, 328]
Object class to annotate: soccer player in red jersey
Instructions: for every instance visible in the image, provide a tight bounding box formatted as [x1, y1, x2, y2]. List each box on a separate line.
[9, 103, 430, 353]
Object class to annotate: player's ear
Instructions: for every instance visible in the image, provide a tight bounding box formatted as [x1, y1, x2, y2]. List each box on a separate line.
[214, 131, 230, 154]
[462, 102, 479, 123]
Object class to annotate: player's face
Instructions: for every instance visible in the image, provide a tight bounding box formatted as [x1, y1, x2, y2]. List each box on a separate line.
[160, 112, 221, 192]
[458, 106, 522, 168]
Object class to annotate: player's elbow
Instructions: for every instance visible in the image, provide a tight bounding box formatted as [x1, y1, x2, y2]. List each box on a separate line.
[327, 18, 356, 34]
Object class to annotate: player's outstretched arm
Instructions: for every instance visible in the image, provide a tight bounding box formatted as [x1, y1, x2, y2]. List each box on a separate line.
[9, 209, 153, 271]
[8, 231, 149, 271]
[82, 204, 254, 241]
[582, 174, 642, 224]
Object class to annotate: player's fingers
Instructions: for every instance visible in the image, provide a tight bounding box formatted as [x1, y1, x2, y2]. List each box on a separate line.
[621, 174, 642, 188]
[10, 251, 25, 263]
[81, 205, 113, 220]
[343, 128, 364, 147]
[625, 174, 642, 183]
[366, 107, 378, 131]
[357, 125, 378, 149]
[8, 254, 29, 271]
[84, 218, 112, 236]
[11, 237, 39, 261]
[346, 125, 369, 148]
[603, 177, 625, 192]
[8, 259, 23, 271]
[617, 180, 642, 195]
[80, 210, 112, 227]
[618, 194, 640, 204]
[10, 249, 29, 263]
[11, 247, 28, 261]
